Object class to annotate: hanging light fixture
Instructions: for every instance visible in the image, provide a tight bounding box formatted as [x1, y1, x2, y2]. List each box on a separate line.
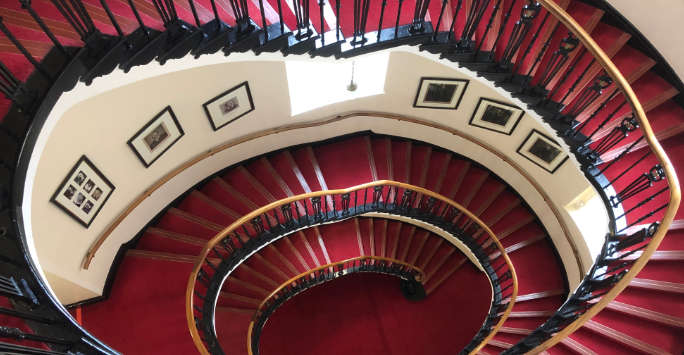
[347, 61, 358, 91]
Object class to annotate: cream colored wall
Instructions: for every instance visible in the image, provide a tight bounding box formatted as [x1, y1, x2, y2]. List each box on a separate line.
[605, 0, 684, 82]
[24, 48, 607, 305]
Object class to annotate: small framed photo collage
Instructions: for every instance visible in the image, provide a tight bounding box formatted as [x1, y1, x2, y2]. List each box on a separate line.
[51, 156, 115, 228]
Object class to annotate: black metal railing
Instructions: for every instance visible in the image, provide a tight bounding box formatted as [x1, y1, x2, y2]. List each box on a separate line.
[0, 226, 119, 354]
[248, 256, 425, 355]
[0, 0, 678, 353]
[187, 181, 517, 355]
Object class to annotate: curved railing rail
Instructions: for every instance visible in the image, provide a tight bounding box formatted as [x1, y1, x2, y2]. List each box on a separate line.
[497, 1, 681, 352]
[186, 180, 518, 355]
[247, 255, 426, 355]
[0, 0, 679, 353]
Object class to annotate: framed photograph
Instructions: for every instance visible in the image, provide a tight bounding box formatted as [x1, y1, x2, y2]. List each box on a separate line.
[413, 77, 469, 110]
[127, 106, 184, 168]
[203, 81, 255, 131]
[50, 156, 115, 228]
[468, 97, 524, 135]
[517, 130, 569, 174]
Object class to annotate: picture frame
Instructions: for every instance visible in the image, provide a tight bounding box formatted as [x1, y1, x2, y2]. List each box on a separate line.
[203, 81, 255, 131]
[413, 77, 469, 110]
[127, 106, 184, 168]
[468, 97, 524, 135]
[517, 129, 569, 174]
[50, 156, 115, 228]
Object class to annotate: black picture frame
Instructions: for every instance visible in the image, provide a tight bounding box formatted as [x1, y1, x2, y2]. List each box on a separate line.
[413, 77, 470, 110]
[127, 106, 185, 168]
[516, 129, 569, 174]
[468, 97, 524, 135]
[50, 156, 115, 228]
[203, 81, 255, 131]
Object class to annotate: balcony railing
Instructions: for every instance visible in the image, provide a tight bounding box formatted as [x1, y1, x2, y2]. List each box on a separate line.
[0, 0, 679, 353]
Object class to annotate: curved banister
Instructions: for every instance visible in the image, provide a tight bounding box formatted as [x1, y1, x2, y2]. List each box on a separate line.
[518, 1, 681, 352]
[82, 112, 583, 273]
[246, 255, 426, 355]
[0, 0, 679, 353]
[185, 180, 519, 355]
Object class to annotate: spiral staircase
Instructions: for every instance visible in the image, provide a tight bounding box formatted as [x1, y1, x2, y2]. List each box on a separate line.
[0, 0, 682, 354]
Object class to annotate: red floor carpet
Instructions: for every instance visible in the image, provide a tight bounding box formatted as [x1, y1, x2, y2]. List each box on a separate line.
[257, 269, 491, 355]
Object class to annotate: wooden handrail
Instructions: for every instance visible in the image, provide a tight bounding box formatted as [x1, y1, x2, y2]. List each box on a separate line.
[186, 180, 518, 355]
[82, 112, 582, 276]
[245, 255, 426, 355]
[525, 1, 682, 353]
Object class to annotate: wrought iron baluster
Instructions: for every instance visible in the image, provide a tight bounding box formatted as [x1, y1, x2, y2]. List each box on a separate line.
[582, 100, 627, 144]
[126, 0, 150, 37]
[0, 61, 21, 101]
[320, 0, 326, 44]
[377, 0, 387, 40]
[475, 0, 504, 55]
[410, 0, 431, 33]
[50, 0, 86, 38]
[372, 185, 383, 206]
[432, 0, 449, 40]
[259, 0, 268, 40]
[187, 0, 202, 27]
[99, 0, 124, 36]
[564, 74, 612, 117]
[572, 89, 620, 136]
[546, 47, 587, 100]
[0, 18, 51, 80]
[535, 33, 579, 89]
[394, 0, 405, 39]
[151, 0, 172, 25]
[588, 117, 638, 158]
[524, 23, 559, 77]
[614, 187, 668, 220]
[447, 0, 463, 42]
[341, 193, 350, 215]
[460, 0, 491, 46]
[19, 0, 69, 56]
[610, 165, 665, 207]
[599, 147, 647, 186]
[513, 9, 549, 74]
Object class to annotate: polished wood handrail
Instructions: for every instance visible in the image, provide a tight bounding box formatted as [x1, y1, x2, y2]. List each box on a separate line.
[82, 112, 582, 277]
[186, 180, 518, 355]
[525, 1, 682, 353]
[245, 255, 426, 355]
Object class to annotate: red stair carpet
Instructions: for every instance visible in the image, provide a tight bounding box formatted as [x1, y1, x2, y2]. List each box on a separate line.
[0, 0, 683, 353]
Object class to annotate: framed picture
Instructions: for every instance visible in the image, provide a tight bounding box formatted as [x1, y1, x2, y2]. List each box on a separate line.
[203, 81, 255, 131]
[50, 156, 115, 228]
[468, 97, 524, 135]
[413, 77, 469, 110]
[517, 130, 569, 174]
[127, 106, 184, 168]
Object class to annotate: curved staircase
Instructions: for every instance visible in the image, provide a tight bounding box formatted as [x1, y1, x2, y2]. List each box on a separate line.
[79, 134, 567, 354]
[0, 0, 682, 354]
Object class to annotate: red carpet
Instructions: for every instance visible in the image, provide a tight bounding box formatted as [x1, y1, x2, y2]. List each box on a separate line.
[257, 270, 491, 355]
[1, 0, 682, 353]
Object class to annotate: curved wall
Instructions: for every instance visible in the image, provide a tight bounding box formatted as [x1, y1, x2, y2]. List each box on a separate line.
[605, 0, 684, 83]
[23, 48, 606, 304]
